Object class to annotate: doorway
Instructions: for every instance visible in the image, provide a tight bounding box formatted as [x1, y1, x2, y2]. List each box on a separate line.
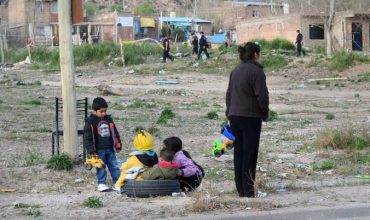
[352, 23, 362, 51]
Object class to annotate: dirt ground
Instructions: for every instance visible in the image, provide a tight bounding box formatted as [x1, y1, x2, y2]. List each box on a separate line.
[0, 54, 369, 219]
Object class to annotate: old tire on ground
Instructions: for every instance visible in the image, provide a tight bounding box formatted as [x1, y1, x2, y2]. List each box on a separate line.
[123, 180, 181, 198]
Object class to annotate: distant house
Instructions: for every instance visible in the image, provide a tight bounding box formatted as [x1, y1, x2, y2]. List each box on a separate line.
[160, 16, 212, 36]
[236, 11, 370, 52]
[219, 1, 287, 30]
[2, 0, 85, 47]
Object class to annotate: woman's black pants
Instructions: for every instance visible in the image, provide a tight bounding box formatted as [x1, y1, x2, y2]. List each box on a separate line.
[229, 116, 262, 197]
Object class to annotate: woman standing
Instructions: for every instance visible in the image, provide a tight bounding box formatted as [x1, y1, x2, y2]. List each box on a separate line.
[225, 42, 269, 198]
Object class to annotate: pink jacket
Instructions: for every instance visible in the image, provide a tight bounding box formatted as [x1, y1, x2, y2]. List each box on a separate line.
[174, 151, 201, 177]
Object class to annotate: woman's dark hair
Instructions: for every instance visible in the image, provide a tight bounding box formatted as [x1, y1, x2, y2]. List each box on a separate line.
[159, 148, 174, 162]
[238, 42, 261, 62]
[163, 136, 182, 153]
[92, 97, 108, 111]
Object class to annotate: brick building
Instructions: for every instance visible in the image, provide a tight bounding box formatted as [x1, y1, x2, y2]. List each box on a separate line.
[219, 1, 287, 30]
[236, 11, 370, 52]
[2, 0, 84, 47]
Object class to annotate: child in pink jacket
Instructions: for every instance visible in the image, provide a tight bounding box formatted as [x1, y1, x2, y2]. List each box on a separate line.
[164, 136, 204, 191]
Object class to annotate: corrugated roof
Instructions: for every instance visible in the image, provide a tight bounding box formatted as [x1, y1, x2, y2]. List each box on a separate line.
[225, 1, 282, 6]
[160, 16, 211, 23]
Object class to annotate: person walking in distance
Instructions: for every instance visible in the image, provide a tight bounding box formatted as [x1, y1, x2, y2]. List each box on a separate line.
[162, 35, 174, 62]
[198, 32, 210, 60]
[295, 30, 304, 57]
[191, 32, 199, 55]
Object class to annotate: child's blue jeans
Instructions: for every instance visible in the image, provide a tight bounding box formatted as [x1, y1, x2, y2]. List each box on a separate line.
[96, 148, 120, 185]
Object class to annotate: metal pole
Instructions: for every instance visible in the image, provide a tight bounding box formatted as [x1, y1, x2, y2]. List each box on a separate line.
[58, 0, 78, 159]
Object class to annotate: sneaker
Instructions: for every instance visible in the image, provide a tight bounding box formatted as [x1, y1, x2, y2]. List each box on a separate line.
[112, 186, 122, 194]
[256, 191, 267, 198]
[97, 184, 110, 192]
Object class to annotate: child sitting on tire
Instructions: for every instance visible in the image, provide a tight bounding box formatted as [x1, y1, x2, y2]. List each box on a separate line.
[114, 130, 158, 190]
[164, 137, 205, 191]
[141, 148, 178, 180]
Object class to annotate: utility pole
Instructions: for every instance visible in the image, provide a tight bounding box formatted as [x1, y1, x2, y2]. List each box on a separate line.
[58, 0, 78, 159]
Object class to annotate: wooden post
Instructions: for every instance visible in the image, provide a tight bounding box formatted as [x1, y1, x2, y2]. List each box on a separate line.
[120, 39, 125, 66]
[58, 0, 78, 159]
[0, 36, 4, 64]
[88, 24, 92, 44]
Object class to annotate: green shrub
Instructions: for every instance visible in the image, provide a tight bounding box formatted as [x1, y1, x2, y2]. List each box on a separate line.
[126, 99, 157, 109]
[330, 51, 370, 71]
[24, 209, 42, 217]
[46, 153, 73, 171]
[134, 2, 156, 15]
[4, 49, 29, 63]
[206, 111, 219, 120]
[16, 150, 45, 167]
[157, 108, 175, 124]
[147, 127, 160, 137]
[110, 5, 124, 12]
[22, 99, 42, 105]
[123, 43, 162, 66]
[83, 196, 104, 208]
[30, 128, 50, 133]
[361, 72, 370, 82]
[261, 55, 288, 71]
[251, 38, 295, 50]
[315, 127, 369, 150]
[313, 46, 326, 54]
[267, 110, 278, 122]
[74, 43, 120, 66]
[313, 159, 336, 170]
[325, 113, 335, 120]
[85, 2, 97, 16]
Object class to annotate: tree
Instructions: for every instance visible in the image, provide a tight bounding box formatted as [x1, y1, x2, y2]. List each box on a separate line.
[134, 2, 157, 15]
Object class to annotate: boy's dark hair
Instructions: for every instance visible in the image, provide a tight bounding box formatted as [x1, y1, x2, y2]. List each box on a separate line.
[160, 148, 174, 162]
[163, 136, 182, 153]
[162, 35, 167, 38]
[238, 42, 261, 63]
[200, 32, 204, 34]
[92, 97, 108, 111]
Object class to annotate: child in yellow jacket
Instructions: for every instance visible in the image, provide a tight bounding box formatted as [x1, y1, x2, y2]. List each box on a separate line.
[114, 130, 158, 190]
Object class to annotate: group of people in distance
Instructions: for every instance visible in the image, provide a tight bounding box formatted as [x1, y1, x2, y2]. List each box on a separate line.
[83, 97, 204, 194]
[161, 31, 210, 62]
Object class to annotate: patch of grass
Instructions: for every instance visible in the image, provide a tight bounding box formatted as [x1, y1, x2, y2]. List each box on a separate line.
[126, 99, 157, 109]
[29, 128, 50, 133]
[24, 209, 42, 217]
[354, 93, 360, 98]
[147, 127, 160, 137]
[306, 56, 321, 68]
[13, 203, 41, 209]
[315, 127, 370, 150]
[15, 150, 45, 167]
[6, 130, 17, 140]
[313, 46, 326, 54]
[46, 153, 73, 171]
[157, 108, 175, 124]
[123, 43, 162, 66]
[329, 51, 370, 71]
[361, 72, 370, 82]
[206, 111, 219, 120]
[83, 196, 104, 208]
[312, 159, 336, 170]
[261, 55, 288, 71]
[267, 110, 278, 122]
[22, 99, 42, 105]
[325, 113, 335, 120]
[252, 38, 295, 50]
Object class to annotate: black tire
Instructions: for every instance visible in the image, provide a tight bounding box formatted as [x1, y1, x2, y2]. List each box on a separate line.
[123, 180, 181, 198]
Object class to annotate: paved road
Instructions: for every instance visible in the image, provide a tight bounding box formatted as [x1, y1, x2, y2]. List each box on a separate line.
[172, 205, 370, 220]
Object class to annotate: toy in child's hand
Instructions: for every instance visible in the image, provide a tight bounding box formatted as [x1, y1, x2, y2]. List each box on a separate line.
[212, 124, 235, 157]
[85, 154, 104, 170]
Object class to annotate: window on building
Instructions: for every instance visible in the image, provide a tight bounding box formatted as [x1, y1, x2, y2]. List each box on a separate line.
[35, 1, 43, 13]
[252, 10, 260, 17]
[36, 26, 45, 36]
[50, 2, 58, 13]
[309, 24, 325, 39]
